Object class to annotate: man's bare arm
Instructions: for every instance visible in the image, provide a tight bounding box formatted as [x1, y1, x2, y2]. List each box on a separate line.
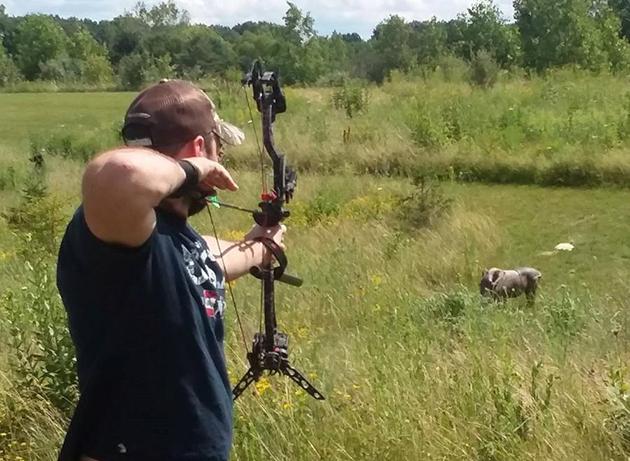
[203, 224, 286, 282]
[203, 238, 266, 282]
[82, 148, 236, 248]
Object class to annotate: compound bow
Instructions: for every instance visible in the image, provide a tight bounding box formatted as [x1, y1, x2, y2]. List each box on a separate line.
[227, 60, 325, 401]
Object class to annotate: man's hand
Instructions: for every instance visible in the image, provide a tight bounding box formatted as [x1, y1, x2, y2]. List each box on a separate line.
[245, 224, 287, 249]
[184, 158, 238, 195]
[245, 223, 287, 267]
[203, 224, 287, 282]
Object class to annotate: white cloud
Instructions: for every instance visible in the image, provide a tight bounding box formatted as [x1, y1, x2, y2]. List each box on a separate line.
[4, 0, 516, 38]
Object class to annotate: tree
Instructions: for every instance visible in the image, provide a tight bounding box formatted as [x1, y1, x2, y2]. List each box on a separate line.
[100, 15, 148, 65]
[118, 52, 174, 89]
[235, 28, 282, 73]
[0, 41, 20, 85]
[283, 1, 315, 45]
[68, 27, 113, 83]
[132, 0, 190, 27]
[369, 15, 415, 82]
[515, 0, 628, 71]
[14, 14, 67, 79]
[410, 18, 448, 69]
[340, 32, 362, 43]
[609, 0, 630, 41]
[173, 25, 237, 77]
[68, 26, 107, 61]
[460, 0, 520, 67]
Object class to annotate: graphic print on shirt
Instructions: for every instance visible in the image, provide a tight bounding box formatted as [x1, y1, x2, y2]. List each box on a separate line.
[181, 241, 225, 318]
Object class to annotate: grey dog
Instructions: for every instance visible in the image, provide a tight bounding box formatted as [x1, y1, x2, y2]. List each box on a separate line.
[480, 267, 542, 302]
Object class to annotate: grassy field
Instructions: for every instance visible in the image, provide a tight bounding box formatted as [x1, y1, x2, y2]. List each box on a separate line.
[1, 76, 630, 460]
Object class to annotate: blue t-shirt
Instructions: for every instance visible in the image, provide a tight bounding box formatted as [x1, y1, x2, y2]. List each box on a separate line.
[56, 207, 232, 461]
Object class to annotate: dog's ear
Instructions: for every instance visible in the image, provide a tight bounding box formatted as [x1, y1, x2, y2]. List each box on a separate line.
[490, 270, 501, 283]
[482, 269, 487, 277]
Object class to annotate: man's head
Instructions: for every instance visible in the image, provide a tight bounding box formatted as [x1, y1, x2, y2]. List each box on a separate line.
[122, 79, 244, 156]
[121, 79, 244, 215]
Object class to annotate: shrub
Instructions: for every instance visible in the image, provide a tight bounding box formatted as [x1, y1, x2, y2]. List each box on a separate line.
[332, 81, 369, 118]
[292, 190, 342, 226]
[396, 174, 452, 231]
[403, 98, 451, 148]
[469, 50, 500, 88]
[436, 54, 470, 82]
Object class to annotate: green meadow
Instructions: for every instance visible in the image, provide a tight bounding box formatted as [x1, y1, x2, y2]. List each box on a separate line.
[1, 73, 630, 460]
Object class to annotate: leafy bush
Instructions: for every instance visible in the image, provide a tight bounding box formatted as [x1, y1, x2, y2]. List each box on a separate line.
[435, 54, 471, 82]
[291, 190, 342, 226]
[332, 81, 369, 118]
[542, 289, 586, 340]
[396, 175, 452, 230]
[39, 56, 81, 82]
[469, 50, 500, 88]
[427, 290, 469, 324]
[404, 100, 448, 148]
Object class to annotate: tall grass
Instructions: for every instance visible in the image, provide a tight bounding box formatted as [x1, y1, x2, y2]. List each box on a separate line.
[2, 75, 630, 459]
[2, 170, 630, 460]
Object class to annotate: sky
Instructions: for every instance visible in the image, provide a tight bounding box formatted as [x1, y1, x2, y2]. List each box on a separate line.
[2, 0, 516, 39]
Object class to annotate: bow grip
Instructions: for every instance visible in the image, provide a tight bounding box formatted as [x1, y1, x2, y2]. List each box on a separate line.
[249, 237, 303, 287]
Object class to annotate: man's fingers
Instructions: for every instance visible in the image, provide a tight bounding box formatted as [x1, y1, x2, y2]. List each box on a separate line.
[223, 172, 238, 191]
[216, 169, 238, 191]
[203, 168, 238, 191]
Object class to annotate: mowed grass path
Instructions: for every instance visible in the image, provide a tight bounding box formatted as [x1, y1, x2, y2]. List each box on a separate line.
[448, 183, 630, 299]
[0, 92, 133, 151]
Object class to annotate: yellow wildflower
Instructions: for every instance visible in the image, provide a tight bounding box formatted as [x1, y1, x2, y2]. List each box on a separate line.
[255, 377, 271, 395]
[370, 274, 382, 286]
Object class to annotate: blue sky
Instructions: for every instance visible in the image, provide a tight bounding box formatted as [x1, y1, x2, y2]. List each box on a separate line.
[2, 0, 516, 39]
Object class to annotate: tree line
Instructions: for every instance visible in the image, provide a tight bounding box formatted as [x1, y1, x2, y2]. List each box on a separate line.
[0, 0, 629, 89]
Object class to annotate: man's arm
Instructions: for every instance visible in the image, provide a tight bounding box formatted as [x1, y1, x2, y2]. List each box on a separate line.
[203, 224, 286, 282]
[82, 148, 237, 247]
[203, 238, 266, 282]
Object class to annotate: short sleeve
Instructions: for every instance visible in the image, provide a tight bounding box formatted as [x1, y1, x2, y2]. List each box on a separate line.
[58, 206, 155, 278]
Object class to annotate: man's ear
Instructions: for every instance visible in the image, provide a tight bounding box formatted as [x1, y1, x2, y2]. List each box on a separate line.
[192, 135, 206, 157]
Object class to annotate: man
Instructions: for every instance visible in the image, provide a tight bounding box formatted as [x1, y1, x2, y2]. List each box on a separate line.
[56, 80, 285, 461]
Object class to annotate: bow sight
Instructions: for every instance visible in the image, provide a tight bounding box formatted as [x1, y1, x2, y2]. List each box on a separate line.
[231, 61, 324, 401]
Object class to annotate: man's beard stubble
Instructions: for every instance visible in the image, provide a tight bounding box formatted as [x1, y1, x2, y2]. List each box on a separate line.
[187, 194, 207, 216]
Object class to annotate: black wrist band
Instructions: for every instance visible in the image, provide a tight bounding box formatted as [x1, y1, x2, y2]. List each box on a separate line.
[170, 160, 200, 198]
